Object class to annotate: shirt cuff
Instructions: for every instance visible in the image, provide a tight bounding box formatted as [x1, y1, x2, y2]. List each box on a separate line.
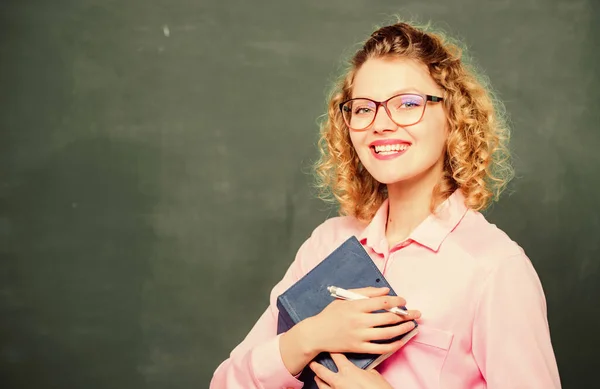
[251, 334, 304, 389]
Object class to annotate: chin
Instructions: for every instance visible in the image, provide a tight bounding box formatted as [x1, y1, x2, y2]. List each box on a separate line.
[361, 157, 444, 187]
[368, 170, 416, 185]
[374, 176, 415, 186]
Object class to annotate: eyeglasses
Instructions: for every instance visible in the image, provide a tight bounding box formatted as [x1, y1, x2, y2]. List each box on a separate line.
[339, 93, 444, 130]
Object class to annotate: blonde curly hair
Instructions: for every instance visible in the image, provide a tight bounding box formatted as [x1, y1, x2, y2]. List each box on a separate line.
[314, 20, 514, 223]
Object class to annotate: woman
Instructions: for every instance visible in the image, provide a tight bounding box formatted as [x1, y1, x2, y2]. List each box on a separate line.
[210, 20, 561, 389]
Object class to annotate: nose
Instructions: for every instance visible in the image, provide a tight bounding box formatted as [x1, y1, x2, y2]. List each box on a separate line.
[371, 104, 397, 133]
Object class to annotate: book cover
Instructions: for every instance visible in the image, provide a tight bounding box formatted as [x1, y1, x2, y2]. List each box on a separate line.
[276, 235, 417, 388]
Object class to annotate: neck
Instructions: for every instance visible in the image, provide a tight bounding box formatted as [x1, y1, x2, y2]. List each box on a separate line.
[385, 159, 445, 247]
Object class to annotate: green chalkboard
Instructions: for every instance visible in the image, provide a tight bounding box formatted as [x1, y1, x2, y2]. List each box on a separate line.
[1, 0, 598, 388]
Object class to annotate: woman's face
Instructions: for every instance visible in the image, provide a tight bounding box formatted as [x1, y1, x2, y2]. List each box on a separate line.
[348, 57, 448, 186]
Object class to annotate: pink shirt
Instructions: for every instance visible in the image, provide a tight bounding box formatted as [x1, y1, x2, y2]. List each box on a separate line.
[210, 190, 561, 389]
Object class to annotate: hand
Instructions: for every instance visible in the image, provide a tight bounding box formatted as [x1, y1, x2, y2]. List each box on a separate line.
[280, 286, 419, 376]
[304, 286, 420, 356]
[310, 353, 393, 389]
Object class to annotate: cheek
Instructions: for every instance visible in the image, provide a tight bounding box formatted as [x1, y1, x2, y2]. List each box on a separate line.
[349, 131, 360, 147]
[428, 135, 447, 161]
[419, 116, 448, 156]
[432, 129, 448, 153]
[349, 132, 367, 155]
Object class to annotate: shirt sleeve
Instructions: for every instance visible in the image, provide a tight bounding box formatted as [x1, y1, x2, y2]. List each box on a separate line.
[209, 234, 318, 389]
[472, 252, 562, 389]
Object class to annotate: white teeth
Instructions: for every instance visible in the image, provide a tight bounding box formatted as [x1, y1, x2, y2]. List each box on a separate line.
[374, 144, 409, 153]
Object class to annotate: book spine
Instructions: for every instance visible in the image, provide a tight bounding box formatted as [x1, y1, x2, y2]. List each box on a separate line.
[276, 297, 300, 331]
[279, 296, 302, 325]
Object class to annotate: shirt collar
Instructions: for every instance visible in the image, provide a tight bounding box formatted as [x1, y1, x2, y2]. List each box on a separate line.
[358, 190, 468, 254]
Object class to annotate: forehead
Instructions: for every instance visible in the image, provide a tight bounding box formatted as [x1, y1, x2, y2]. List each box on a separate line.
[351, 57, 441, 100]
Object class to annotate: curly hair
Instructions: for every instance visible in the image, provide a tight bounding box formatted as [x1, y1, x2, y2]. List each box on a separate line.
[313, 20, 514, 223]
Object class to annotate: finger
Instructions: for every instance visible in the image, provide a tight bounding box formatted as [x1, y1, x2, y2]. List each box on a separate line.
[360, 328, 419, 355]
[367, 320, 417, 341]
[355, 295, 407, 313]
[330, 353, 353, 371]
[347, 286, 390, 298]
[369, 369, 383, 376]
[365, 310, 421, 327]
[310, 361, 337, 384]
[315, 376, 331, 389]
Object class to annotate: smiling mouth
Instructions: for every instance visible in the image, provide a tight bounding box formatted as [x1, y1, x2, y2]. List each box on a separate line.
[372, 144, 410, 155]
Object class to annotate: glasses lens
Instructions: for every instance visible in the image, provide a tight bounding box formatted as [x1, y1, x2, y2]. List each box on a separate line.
[341, 99, 376, 130]
[388, 94, 425, 126]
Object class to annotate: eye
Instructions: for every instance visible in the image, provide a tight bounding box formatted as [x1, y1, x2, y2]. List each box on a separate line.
[354, 107, 373, 115]
[390, 95, 425, 110]
[400, 100, 420, 108]
[345, 99, 376, 116]
[397, 99, 422, 109]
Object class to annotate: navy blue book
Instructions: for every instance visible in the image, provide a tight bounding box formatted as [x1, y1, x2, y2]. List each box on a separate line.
[276, 236, 418, 388]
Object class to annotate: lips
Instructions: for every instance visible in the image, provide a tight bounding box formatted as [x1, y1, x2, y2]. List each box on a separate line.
[369, 139, 412, 147]
[368, 139, 411, 160]
[373, 143, 409, 153]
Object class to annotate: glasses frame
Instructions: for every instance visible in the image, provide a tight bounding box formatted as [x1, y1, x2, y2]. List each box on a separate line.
[339, 93, 444, 130]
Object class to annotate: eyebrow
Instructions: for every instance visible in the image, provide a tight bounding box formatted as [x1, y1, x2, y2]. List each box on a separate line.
[351, 88, 424, 100]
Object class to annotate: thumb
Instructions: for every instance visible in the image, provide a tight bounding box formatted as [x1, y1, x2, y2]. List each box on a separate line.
[330, 353, 354, 370]
[347, 286, 389, 298]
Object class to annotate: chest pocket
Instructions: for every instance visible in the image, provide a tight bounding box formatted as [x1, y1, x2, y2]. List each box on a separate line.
[412, 324, 453, 350]
[378, 324, 454, 389]
[411, 325, 454, 387]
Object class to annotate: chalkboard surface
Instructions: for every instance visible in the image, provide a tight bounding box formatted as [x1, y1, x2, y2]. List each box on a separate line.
[1, 1, 598, 388]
